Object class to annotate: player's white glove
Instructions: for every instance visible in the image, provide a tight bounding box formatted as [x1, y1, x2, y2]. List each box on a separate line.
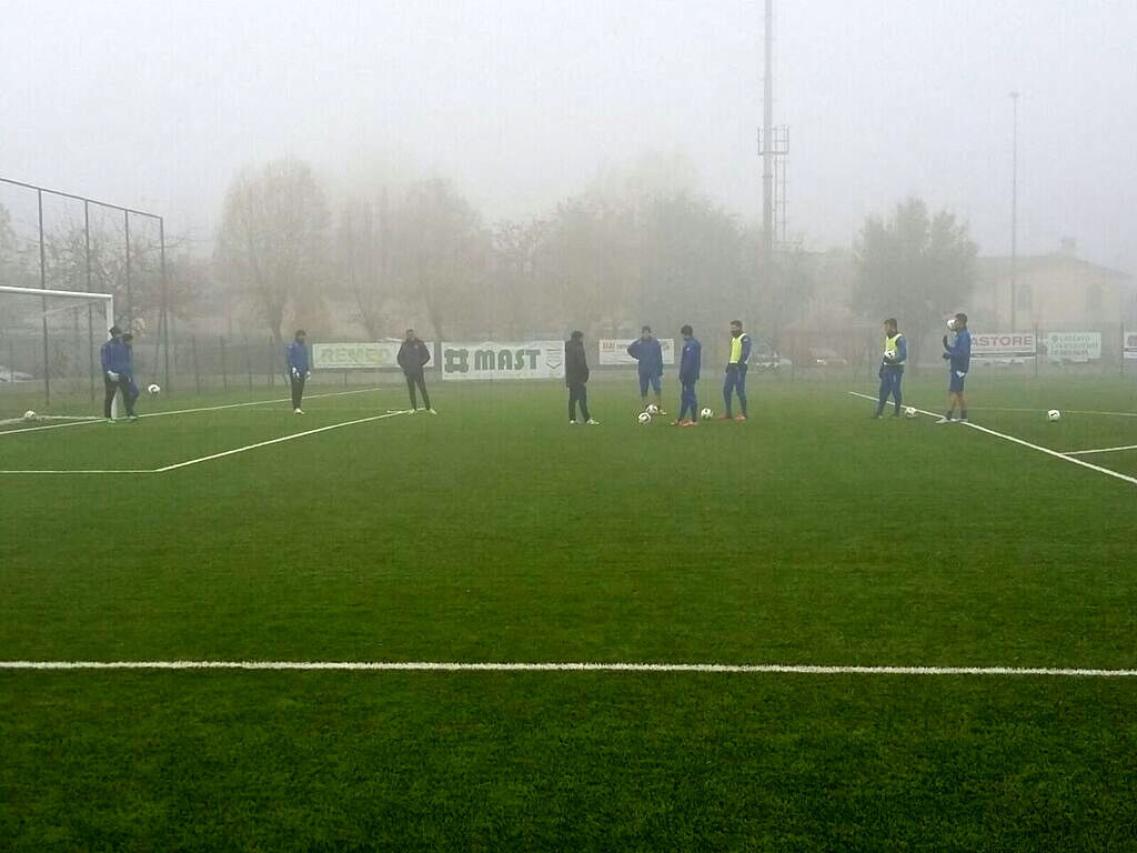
[106, 371, 120, 382]
[291, 367, 300, 379]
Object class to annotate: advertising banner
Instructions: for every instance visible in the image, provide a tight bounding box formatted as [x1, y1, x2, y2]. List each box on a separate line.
[1043, 332, 1102, 362]
[440, 341, 565, 381]
[598, 338, 676, 367]
[312, 342, 434, 370]
[1124, 330, 1137, 360]
[970, 332, 1037, 357]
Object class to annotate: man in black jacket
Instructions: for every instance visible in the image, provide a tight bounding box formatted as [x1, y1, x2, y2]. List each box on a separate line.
[396, 329, 435, 414]
[565, 330, 598, 425]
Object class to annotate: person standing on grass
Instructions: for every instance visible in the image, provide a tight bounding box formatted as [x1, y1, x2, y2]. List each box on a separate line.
[674, 324, 702, 427]
[938, 312, 972, 423]
[722, 319, 752, 421]
[626, 325, 665, 413]
[100, 325, 137, 422]
[397, 329, 435, 414]
[286, 329, 311, 414]
[874, 317, 907, 418]
[565, 330, 598, 425]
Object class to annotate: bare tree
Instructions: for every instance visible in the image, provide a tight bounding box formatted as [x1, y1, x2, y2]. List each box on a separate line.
[216, 159, 329, 345]
[337, 191, 390, 340]
[391, 179, 487, 341]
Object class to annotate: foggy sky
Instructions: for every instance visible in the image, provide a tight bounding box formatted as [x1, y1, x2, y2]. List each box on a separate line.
[2, 0, 1134, 272]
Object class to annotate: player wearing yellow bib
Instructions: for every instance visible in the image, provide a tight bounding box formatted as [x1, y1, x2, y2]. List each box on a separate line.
[874, 318, 907, 418]
[722, 320, 751, 421]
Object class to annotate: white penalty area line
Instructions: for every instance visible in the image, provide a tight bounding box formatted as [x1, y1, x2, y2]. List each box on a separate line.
[1, 660, 1135, 677]
[848, 391, 1137, 488]
[153, 410, 409, 472]
[0, 410, 411, 475]
[1065, 444, 1137, 456]
[0, 388, 380, 438]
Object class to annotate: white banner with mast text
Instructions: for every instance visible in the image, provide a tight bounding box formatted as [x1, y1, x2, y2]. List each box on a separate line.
[440, 341, 565, 381]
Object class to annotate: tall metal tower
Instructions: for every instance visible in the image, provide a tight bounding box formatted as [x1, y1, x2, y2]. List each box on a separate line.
[761, 0, 775, 267]
[759, 0, 790, 275]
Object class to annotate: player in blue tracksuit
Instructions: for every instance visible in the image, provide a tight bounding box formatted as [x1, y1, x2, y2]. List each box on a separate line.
[100, 325, 137, 421]
[286, 329, 311, 414]
[675, 324, 702, 426]
[938, 313, 972, 423]
[626, 325, 665, 412]
[722, 320, 752, 420]
[874, 318, 907, 418]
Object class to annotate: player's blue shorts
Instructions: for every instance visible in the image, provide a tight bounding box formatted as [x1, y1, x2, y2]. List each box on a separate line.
[949, 369, 967, 393]
[639, 371, 662, 396]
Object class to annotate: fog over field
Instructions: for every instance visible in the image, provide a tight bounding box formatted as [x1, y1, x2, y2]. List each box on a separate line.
[1, 0, 1134, 271]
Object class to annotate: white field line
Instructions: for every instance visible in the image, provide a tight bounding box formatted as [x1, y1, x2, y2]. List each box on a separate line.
[1, 660, 1135, 677]
[0, 388, 379, 438]
[152, 411, 408, 472]
[1065, 444, 1137, 456]
[970, 406, 1137, 418]
[0, 409, 410, 475]
[0, 469, 153, 475]
[848, 391, 1137, 487]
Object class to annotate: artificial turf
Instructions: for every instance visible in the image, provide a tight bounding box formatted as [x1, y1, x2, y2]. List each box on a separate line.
[2, 373, 1135, 848]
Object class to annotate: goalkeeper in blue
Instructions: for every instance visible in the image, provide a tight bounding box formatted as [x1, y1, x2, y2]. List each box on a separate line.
[874, 318, 907, 418]
[286, 329, 311, 414]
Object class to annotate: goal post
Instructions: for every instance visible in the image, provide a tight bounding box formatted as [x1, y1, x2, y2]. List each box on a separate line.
[0, 285, 117, 419]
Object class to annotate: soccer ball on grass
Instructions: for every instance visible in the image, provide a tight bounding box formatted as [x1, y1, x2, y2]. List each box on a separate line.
[904, 406, 918, 419]
[637, 411, 652, 425]
[1046, 409, 1061, 422]
[645, 403, 660, 415]
[700, 407, 714, 420]
[147, 383, 161, 395]
[23, 410, 36, 421]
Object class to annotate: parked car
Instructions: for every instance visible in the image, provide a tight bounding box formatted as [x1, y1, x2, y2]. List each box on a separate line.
[0, 365, 34, 382]
[807, 347, 849, 368]
[751, 347, 792, 371]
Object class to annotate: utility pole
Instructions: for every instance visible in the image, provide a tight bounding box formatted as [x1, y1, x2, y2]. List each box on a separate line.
[761, 0, 774, 272]
[1010, 91, 1019, 332]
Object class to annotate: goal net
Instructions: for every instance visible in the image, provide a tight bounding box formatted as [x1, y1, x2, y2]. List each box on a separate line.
[0, 285, 118, 424]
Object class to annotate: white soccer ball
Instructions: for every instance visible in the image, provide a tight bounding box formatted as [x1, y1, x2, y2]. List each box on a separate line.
[700, 407, 714, 420]
[637, 411, 652, 425]
[947, 318, 957, 331]
[645, 403, 660, 415]
[1047, 409, 1061, 422]
[23, 410, 36, 421]
[904, 406, 918, 419]
[147, 383, 161, 395]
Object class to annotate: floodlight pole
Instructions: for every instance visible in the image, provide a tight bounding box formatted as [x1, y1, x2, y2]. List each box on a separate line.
[761, 0, 775, 275]
[1010, 91, 1019, 332]
[37, 189, 51, 406]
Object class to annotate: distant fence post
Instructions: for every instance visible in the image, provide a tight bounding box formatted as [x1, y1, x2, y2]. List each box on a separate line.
[220, 336, 228, 391]
[244, 337, 253, 392]
[191, 335, 201, 395]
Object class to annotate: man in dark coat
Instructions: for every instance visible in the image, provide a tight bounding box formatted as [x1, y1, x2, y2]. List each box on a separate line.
[565, 330, 598, 425]
[397, 329, 435, 413]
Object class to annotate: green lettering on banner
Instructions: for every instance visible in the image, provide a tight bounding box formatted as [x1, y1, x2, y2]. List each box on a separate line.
[445, 348, 469, 374]
[475, 350, 496, 372]
[525, 349, 539, 369]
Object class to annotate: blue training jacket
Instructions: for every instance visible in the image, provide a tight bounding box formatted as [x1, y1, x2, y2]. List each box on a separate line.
[100, 338, 132, 376]
[945, 329, 971, 373]
[679, 337, 702, 384]
[626, 337, 664, 376]
[286, 341, 310, 375]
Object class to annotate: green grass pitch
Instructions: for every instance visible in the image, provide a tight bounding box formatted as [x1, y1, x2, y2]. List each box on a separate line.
[2, 374, 1136, 849]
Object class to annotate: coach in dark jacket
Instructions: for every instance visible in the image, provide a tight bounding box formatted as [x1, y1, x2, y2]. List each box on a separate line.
[565, 330, 597, 425]
[397, 329, 434, 413]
